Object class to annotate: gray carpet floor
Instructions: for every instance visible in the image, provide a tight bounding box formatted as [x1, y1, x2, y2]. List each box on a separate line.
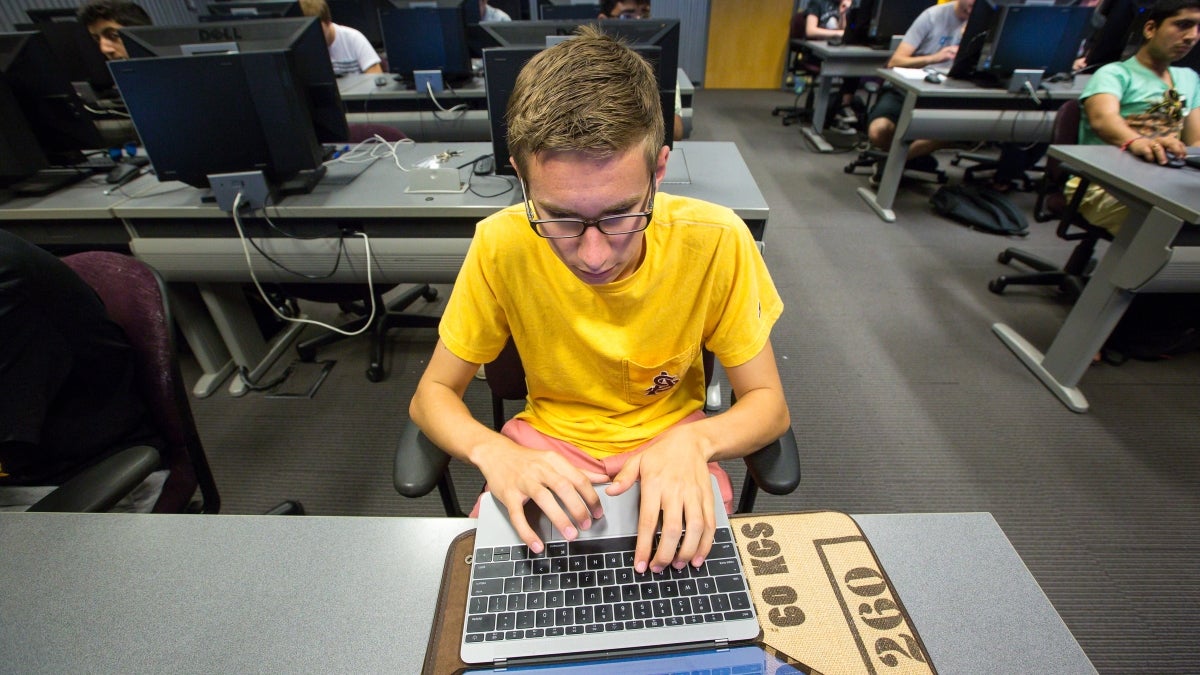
[184, 88, 1200, 674]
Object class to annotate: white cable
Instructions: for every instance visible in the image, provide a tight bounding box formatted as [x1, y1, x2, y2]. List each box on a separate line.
[425, 81, 469, 115]
[328, 134, 417, 172]
[83, 104, 130, 117]
[230, 191, 377, 337]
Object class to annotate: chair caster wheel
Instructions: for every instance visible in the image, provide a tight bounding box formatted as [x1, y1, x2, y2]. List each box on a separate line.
[421, 287, 439, 302]
[297, 346, 316, 362]
[998, 250, 1013, 264]
[367, 366, 384, 382]
[988, 278, 1008, 294]
[843, 164, 855, 174]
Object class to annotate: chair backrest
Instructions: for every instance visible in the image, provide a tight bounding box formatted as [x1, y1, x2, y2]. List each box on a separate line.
[790, 10, 808, 42]
[347, 122, 407, 143]
[61, 252, 220, 513]
[1046, 98, 1081, 187]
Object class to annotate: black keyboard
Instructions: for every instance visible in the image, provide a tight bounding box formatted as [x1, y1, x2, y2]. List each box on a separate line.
[465, 527, 754, 644]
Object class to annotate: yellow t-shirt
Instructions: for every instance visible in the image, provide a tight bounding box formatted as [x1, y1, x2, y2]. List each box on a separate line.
[439, 192, 784, 458]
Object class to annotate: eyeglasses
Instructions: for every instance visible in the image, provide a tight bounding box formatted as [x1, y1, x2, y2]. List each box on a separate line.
[521, 178, 655, 239]
[91, 27, 123, 43]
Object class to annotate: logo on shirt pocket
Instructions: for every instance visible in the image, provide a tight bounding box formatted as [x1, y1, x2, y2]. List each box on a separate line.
[623, 346, 697, 405]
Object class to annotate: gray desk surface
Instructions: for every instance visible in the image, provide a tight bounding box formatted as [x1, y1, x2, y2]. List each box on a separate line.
[0, 511, 1093, 674]
[993, 144, 1200, 412]
[859, 71, 1089, 222]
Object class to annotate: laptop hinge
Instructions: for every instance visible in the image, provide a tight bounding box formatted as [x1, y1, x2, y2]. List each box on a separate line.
[714, 638, 730, 652]
[492, 657, 508, 671]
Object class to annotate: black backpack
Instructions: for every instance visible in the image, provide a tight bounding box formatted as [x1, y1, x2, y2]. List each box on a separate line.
[1102, 294, 1200, 363]
[930, 184, 1029, 236]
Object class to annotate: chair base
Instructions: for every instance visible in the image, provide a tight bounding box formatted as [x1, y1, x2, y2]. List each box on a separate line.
[989, 238, 1100, 299]
[296, 284, 440, 382]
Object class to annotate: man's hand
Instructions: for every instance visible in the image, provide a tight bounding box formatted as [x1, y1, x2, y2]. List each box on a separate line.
[473, 443, 607, 554]
[607, 427, 716, 574]
[1128, 136, 1188, 165]
[931, 45, 958, 64]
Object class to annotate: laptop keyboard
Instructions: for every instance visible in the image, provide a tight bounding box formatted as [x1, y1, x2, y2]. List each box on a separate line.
[466, 527, 754, 644]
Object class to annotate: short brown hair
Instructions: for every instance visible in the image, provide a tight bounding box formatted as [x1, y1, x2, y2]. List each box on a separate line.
[506, 25, 664, 177]
[298, 0, 332, 24]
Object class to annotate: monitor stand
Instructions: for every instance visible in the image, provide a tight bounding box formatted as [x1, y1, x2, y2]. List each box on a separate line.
[9, 168, 91, 196]
[278, 166, 328, 196]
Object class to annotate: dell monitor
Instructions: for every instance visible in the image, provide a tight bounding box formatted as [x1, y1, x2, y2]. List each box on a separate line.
[1084, 0, 1155, 67]
[327, 0, 386, 48]
[540, 1, 602, 20]
[484, 42, 673, 177]
[0, 31, 106, 194]
[380, 2, 474, 86]
[203, 1, 303, 20]
[844, 0, 937, 49]
[949, 1, 1093, 84]
[112, 18, 349, 197]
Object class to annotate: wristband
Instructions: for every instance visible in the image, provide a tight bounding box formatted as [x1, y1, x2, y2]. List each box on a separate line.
[1119, 136, 1146, 152]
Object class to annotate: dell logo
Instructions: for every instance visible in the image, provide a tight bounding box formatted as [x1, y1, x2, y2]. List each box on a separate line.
[198, 27, 242, 42]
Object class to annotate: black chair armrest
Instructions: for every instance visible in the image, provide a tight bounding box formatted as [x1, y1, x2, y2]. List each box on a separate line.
[394, 422, 452, 498]
[741, 428, 801, 496]
[26, 445, 160, 513]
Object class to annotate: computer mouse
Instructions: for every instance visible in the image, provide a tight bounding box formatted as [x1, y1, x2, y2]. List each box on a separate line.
[473, 155, 495, 175]
[1163, 152, 1186, 169]
[924, 72, 944, 84]
[827, 38, 843, 47]
[374, 75, 389, 87]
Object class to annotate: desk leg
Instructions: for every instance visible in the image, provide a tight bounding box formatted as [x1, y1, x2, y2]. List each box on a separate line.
[168, 283, 236, 398]
[197, 283, 306, 398]
[993, 205, 1180, 413]
[802, 75, 835, 153]
[857, 88, 914, 222]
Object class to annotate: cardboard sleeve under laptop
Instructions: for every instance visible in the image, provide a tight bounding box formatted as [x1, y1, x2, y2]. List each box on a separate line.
[425, 479, 936, 675]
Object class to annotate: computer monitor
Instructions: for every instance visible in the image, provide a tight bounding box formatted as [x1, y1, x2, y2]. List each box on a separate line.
[380, 1, 474, 86]
[1084, 0, 1154, 68]
[203, 1, 303, 20]
[484, 43, 673, 177]
[539, 1, 602, 20]
[20, 13, 116, 97]
[481, 19, 679, 94]
[949, 0, 1093, 83]
[327, 0, 386, 49]
[112, 18, 349, 195]
[0, 31, 106, 193]
[844, 0, 937, 49]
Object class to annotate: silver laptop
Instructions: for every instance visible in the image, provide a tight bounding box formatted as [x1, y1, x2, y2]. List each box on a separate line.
[461, 477, 760, 667]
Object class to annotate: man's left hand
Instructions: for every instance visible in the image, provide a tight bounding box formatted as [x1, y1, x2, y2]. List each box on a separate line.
[606, 427, 717, 574]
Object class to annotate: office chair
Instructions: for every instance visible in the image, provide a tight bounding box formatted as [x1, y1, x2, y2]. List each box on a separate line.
[289, 123, 439, 382]
[772, 11, 823, 127]
[988, 99, 1112, 298]
[951, 143, 1044, 192]
[394, 339, 801, 517]
[27, 252, 222, 513]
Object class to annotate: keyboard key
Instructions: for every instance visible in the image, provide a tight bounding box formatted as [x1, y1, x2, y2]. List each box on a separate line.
[622, 551, 635, 567]
[646, 618, 664, 628]
[604, 552, 623, 568]
[488, 595, 505, 613]
[652, 599, 672, 617]
[669, 565, 688, 580]
[533, 559, 551, 575]
[703, 613, 724, 623]
[660, 581, 679, 597]
[565, 589, 583, 606]
[585, 623, 605, 633]
[542, 574, 560, 590]
[474, 549, 493, 563]
[492, 546, 511, 561]
[507, 594, 525, 611]
[603, 586, 622, 603]
[595, 604, 613, 622]
[574, 606, 593, 624]
[578, 571, 597, 587]
[472, 578, 503, 596]
[566, 625, 584, 635]
[625, 620, 645, 630]
[633, 569, 652, 583]
[504, 578, 523, 595]
[730, 592, 751, 610]
[473, 562, 514, 579]
[621, 584, 640, 602]
[665, 616, 684, 627]
[696, 577, 717, 595]
[517, 611, 535, 629]
[724, 610, 754, 621]
[546, 591, 564, 608]
[536, 609, 553, 627]
[550, 558, 568, 573]
[584, 588, 603, 605]
[709, 541, 736, 559]
[469, 597, 488, 614]
[526, 628, 545, 638]
[605, 621, 625, 632]
[497, 613, 516, 630]
[466, 614, 496, 633]
[466, 633, 485, 643]
[707, 559, 740, 577]
[586, 554, 605, 570]
[547, 542, 568, 558]
[685, 614, 703, 625]
[639, 583, 659, 599]
[598, 569, 615, 586]
[571, 535, 637, 555]
[568, 556, 587, 572]
[527, 592, 545, 609]
[560, 572, 578, 589]
[672, 598, 692, 616]
[485, 631, 504, 642]
[522, 576, 540, 592]
[693, 596, 711, 613]
[634, 601, 653, 619]
[505, 630, 523, 640]
[715, 528, 732, 543]
[679, 579, 698, 596]
[716, 575, 746, 593]
[615, 602, 633, 621]
[511, 545, 528, 560]
[616, 568, 634, 585]
[711, 594, 731, 612]
[555, 608, 573, 625]
[514, 560, 533, 576]
[547, 627, 565, 637]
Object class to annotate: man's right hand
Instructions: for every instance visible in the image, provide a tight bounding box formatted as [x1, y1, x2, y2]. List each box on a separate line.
[1128, 136, 1188, 165]
[472, 443, 607, 554]
[931, 45, 958, 64]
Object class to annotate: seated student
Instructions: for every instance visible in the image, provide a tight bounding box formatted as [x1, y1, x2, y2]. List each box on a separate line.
[480, 0, 512, 21]
[804, 0, 859, 129]
[409, 26, 789, 573]
[77, 0, 152, 61]
[299, 0, 382, 75]
[0, 230, 164, 511]
[866, 0, 974, 181]
[1069, 0, 1200, 234]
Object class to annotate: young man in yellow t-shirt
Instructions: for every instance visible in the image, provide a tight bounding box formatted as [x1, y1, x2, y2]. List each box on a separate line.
[409, 26, 790, 575]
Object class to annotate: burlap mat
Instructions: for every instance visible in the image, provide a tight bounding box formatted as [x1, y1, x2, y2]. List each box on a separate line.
[424, 511, 934, 674]
[731, 511, 935, 675]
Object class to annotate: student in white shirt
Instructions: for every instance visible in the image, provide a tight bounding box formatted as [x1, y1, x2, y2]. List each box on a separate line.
[299, 0, 382, 75]
[481, 0, 512, 21]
